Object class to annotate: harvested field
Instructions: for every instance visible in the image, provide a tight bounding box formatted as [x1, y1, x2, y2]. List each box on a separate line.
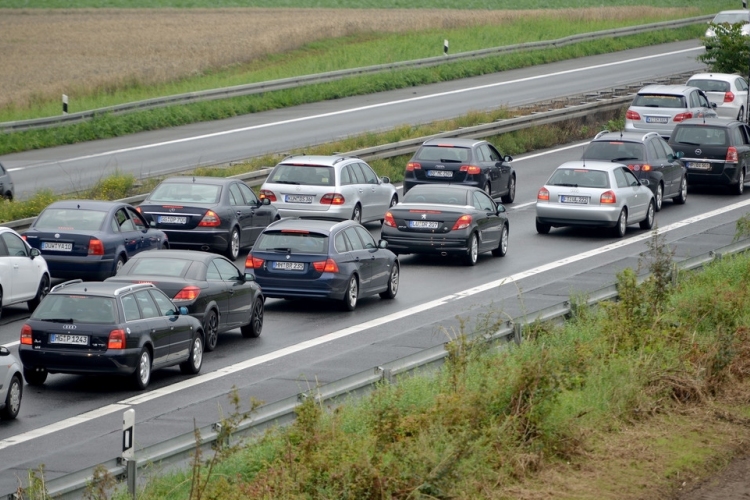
[0, 7, 691, 110]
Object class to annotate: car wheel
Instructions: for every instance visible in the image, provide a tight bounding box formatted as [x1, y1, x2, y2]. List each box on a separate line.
[351, 204, 362, 224]
[241, 298, 264, 338]
[342, 275, 358, 311]
[0, 374, 22, 420]
[132, 348, 152, 390]
[464, 233, 479, 266]
[225, 227, 241, 261]
[3, 191, 12, 201]
[612, 208, 627, 238]
[27, 274, 50, 313]
[654, 183, 663, 212]
[113, 255, 126, 276]
[674, 176, 688, 205]
[734, 168, 745, 196]
[202, 309, 219, 352]
[536, 220, 551, 235]
[492, 223, 509, 257]
[180, 334, 204, 375]
[379, 263, 399, 299]
[640, 200, 655, 230]
[501, 175, 516, 204]
[23, 367, 47, 386]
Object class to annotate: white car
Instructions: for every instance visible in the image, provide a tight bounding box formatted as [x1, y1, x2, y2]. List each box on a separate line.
[624, 85, 718, 140]
[0, 346, 22, 420]
[687, 73, 749, 121]
[705, 10, 750, 41]
[0, 226, 51, 318]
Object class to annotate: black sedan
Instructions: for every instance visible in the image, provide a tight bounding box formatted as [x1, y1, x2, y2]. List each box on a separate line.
[668, 118, 750, 195]
[19, 280, 204, 390]
[380, 185, 509, 266]
[106, 250, 263, 352]
[23, 200, 168, 281]
[138, 176, 280, 260]
[245, 218, 399, 311]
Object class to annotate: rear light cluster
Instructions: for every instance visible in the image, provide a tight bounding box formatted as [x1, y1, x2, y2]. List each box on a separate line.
[88, 238, 104, 256]
[452, 215, 472, 230]
[459, 165, 481, 175]
[673, 112, 693, 122]
[537, 187, 550, 201]
[312, 259, 339, 273]
[383, 212, 396, 227]
[260, 190, 277, 202]
[626, 110, 641, 121]
[198, 210, 221, 227]
[245, 254, 264, 269]
[724, 91, 735, 103]
[320, 193, 345, 205]
[406, 162, 422, 171]
[107, 330, 126, 350]
[627, 164, 652, 172]
[727, 146, 739, 163]
[173, 286, 201, 301]
[20, 324, 32, 345]
[600, 191, 617, 204]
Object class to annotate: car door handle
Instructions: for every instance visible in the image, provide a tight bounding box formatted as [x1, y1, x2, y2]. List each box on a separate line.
[355, 257, 360, 262]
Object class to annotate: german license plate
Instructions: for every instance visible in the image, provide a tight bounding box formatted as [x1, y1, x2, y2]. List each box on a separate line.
[409, 220, 440, 229]
[285, 195, 314, 203]
[157, 215, 187, 224]
[272, 261, 304, 270]
[559, 195, 589, 204]
[687, 162, 711, 170]
[41, 241, 72, 251]
[49, 333, 88, 346]
[427, 170, 453, 178]
[645, 116, 668, 124]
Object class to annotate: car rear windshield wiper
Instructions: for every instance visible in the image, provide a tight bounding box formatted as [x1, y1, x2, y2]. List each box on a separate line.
[45, 318, 75, 323]
[553, 183, 579, 187]
[611, 157, 639, 162]
[676, 141, 700, 146]
[439, 159, 461, 163]
[274, 181, 299, 185]
[272, 247, 292, 253]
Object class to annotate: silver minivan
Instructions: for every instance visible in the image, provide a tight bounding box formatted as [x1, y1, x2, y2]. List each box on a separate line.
[624, 85, 718, 139]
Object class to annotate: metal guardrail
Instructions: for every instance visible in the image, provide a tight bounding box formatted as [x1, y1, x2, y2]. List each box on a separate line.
[20, 236, 750, 500]
[0, 15, 710, 133]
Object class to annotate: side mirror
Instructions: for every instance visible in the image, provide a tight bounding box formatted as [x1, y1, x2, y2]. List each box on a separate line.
[674, 151, 684, 159]
[30, 247, 41, 259]
[497, 204, 507, 214]
[244, 273, 256, 282]
[378, 239, 389, 249]
[179, 306, 189, 315]
[261, 198, 271, 206]
[149, 220, 156, 227]
[504, 155, 513, 163]
[381, 176, 391, 184]
[0, 346, 9, 356]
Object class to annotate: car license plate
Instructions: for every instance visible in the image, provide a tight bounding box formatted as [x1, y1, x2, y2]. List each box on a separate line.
[41, 241, 72, 251]
[408, 220, 440, 229]
[559, 195, 589, 204]
[157, 215, 187, 224]
[687, 162, 711, 170]
[427, 170, 453, 178]
[645, 116, 668, 124]
[49, 333, 89, 346]
[285, 195, 314, 203]
[272, 261, 305, 271]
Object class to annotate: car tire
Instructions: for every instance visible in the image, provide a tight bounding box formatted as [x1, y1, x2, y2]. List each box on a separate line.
[180, 334, 204, 375]
[654, 183, 663, 212]
[3, 191, 12, 201]
[225, 227, 241, 261]
[132, 348, 152, 390]
[612, 208, 627, 238]
[23, 367, 47, 386]
[536, 220, 551, 235]
[202, 309, 219, 352]
[492, 223, 509, 257]
[241, 298, 264, 338]
[379, 263, 399, 299]
[351, 204, 362, 224]
[501, 175, 516, 204]
[640, 200, 655, 230]
[27, 274, 50, 313]
[734, 168, 745, 196]
[113, 255, 126, 276]
[674, 176, 688, 205]
[0, 374, 22, 420]
[464, 233, 479, 266]
[342, 275, 358, 311]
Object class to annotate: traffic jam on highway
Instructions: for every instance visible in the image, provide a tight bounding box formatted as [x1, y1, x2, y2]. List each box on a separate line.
[3, 70, 750, 421]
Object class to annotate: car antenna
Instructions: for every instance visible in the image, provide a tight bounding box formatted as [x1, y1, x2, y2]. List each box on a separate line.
[619, 130, 623, 139]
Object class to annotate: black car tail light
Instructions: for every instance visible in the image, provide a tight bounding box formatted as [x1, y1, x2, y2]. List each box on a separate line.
[20, 324, 32, 345]
[198, 210, 221, 227]
[312, 259, 339, 273]
[173, 286, 201, 301]
[406, 162, 422, 171]
[459, 165, 481, 175]
[245, 254, 264, 269]
[727, 147, 739, 163]
[452, 215, 472, 230]
[88, 238, 104, 256]
[107, 330, 126, 350]
[383, 212, 396, 227]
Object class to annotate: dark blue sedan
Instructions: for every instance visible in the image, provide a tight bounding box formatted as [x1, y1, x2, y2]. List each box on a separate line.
[23, 200, 169, 281]
[245, 218, 399, 310]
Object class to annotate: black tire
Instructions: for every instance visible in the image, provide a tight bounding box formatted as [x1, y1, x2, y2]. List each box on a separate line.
[734, 168, 745, 196]
[501, 175, 516, 204]
[654, 183, 663, 212]
[202, 309, 219, 352]
[351, 204, 362, 224]
[0, 374, 22, 420]
[23, 367, 47, 386]
[674, 176, 688, 205]
[612, 208, 627, 238]
[464, 233, 479, 266]
[225, 227, 241, 261]
[27, 274, 50, 313]
[639, 200, 655, 230]
[113, 255, 126, 277]
[379, 263, 399, 299]
[342, 275, 358, 311]
[180, 335, 204, 375]
[492, 223, 509, 257]
[241, 298, 264, 338]
[132, 348, 152, 390]
[536, 220, 551, 235]
[3, 191, 12, 201]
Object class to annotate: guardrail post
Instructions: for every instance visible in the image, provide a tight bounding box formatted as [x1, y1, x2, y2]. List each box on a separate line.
[378, 366, 394, 384]
[513, 322, 522, 345]
[671, 262, 679, 287]
[122, 409, 136, 499]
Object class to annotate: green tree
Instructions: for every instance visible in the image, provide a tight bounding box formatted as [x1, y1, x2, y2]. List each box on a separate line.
[698, 22, 750, 74]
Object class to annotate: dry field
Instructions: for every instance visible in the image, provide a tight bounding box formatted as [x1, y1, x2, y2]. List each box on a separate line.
[0, 6, 691, 110]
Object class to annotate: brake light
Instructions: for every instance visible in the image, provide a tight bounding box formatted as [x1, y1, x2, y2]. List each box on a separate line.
[673, 112, 693, 122]
[626, 109, 641, 121]
[600, 191, 617, 204]
[260, 189, 276, 202]
[88, 238, 104, 256]
[452, 215, 472, 230]
[628, 164, 651, 172]
[727, 147, 739, 163]
[320, 193, 345, 205]
[537, 187, 550, 201]
[198, 210, 221, 227]
[173, 286, 201, 301]
[107, 329, 126, 350]
[135, 206, 142, 213]
[245, 254, 264, 269]
[459, 165, 482, 175]
[384, 212, 396, 227]
[313, 259, 339, 273]
[406, 162, 422, 171]
[20, 324, 32, 345]
[724, 91, 735, 103]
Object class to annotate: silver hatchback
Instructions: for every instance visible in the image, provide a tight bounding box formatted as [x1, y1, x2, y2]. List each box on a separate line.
[260, 155, 398, 224]
[625, 85, 718, 139]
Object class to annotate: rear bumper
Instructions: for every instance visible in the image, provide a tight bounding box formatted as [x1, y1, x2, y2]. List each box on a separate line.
[685, 161, 740, 186]
[536, 203, 620, 227]
[19, 346, 140, 377]
[160, 229, 228, 253]
[381, 233, 470, 255]
[43, 255, 115, 281]
[251, 272, 348, 300]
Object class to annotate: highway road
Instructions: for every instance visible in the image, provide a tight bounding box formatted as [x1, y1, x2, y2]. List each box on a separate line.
[3, 39, 746, 494]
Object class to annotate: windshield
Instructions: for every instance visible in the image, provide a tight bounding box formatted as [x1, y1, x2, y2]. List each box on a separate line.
[127, 258, 192, 277]
[671, 126, 729, 147]
[403, 188, 468, 205]
[713, 12, 749, 24]
[583, 142, 644, 162]
[149, 182, 221, 203]
[632, 94, 686, 109]
[687, 79, 730, 93]
[32, 295, 118, 324]
[413, 145, 471, 163]
[547, 169, 610, 189]
[267, 165, 335, 186]
[254, 231, 328, 254]
[35, 208, 107, 231]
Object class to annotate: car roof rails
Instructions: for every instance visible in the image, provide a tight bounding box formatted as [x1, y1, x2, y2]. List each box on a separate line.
[113, 283, 155, 296]
[594, 130, 610, 139]
[50, 279, 83, 293]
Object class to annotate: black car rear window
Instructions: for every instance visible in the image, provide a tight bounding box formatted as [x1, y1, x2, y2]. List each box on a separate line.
[413, 145, 471, 163]
[403, 188, 468, 205]
[688, 79, 731, 93]
[254, 230, 328, 254]
[127, 258, 192, 277]
[149, 182, 221, 203]
[671, 126, 729, 146]
[31, 294, 118, 324]
[35, 208, 107, 231]
[267, 165, 335, 186]
[632, 94, 686, 109]
[584, 141, 645, 162]
[548, 169, 610, 189]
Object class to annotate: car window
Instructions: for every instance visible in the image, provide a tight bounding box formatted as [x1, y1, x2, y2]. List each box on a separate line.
[688, 91, 700, 108]
[343, 227, 365, 250]
[340, 166, 353, 186]
[334, 231, 350, 253]
[613, 168, 629, 188]
[150, 289, 178, 316]
[115, 208, 136, 231]
[254, 230, 328, 253]
[646, 140, 661, 162]
[213, 258, 241, 281]
[1, 232, 28, 257]
[403, 187, 468, 204]
[662, 140, 677, 159]
[414, 145, 470, 163]
[354, 226, 377, 249]
[126, 207, 147, 230]
[697, 92, 710, 108]
[632, 94, 685, 108]
[473, 191, 495, 212]
[688, 79, 730, 93]
[238, 183, 258, 204]
[268, 164, 335, 187]
[584, 141, 643, 162]
[0, 237, 8, 257]
[0, 162, 5, 175]
[128, 258, 191, 277]
[622, 168, 640, 187]
[348, 163, 366, 184]
[149, 182, 221, 203]
[134, 290, 160, 319]
[229, 183, 244, 206]
[482, 144, 502, 162]
[121, 294, 142, 322]
[741, 125, 750, 144]
[31, 294, 117, 324]
[548, 168, 610, 189]
[35, 208, 107, 231]
[358, 163, 379, 184]
[733, 126, 746, 146]
[737, 78, 749, 92]
[206, 261, 222, 280]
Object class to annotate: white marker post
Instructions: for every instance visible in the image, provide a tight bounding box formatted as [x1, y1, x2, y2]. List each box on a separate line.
[122, 409, 136, 497]
[62, 94, 68, 115]
[444, 40, 449, 55]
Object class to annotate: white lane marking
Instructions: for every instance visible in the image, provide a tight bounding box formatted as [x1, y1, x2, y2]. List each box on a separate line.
[7, 47, 701, 172]
[2, 196, 747, 451]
